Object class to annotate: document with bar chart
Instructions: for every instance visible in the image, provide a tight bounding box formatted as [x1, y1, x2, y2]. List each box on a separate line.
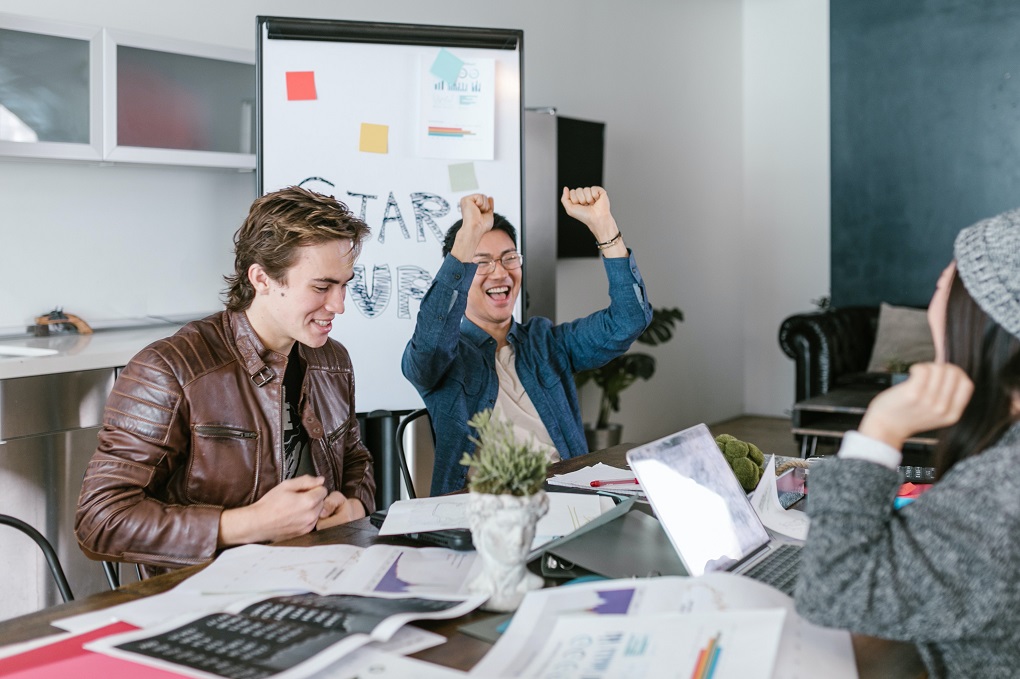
[490, 609, 785, 678]
[418, 51, 496, 160]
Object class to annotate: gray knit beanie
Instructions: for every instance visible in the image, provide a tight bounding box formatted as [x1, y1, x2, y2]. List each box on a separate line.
[953, 208, 1020, 340]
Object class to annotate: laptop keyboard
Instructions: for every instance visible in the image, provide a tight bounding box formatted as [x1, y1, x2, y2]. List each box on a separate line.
[742, 543, 801, 596]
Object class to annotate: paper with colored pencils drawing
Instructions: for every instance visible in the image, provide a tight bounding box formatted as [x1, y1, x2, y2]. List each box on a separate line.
[499, 609, 784, 678]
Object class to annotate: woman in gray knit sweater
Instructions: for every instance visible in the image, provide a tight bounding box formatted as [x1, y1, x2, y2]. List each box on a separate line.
[795, 209, 1020, 679]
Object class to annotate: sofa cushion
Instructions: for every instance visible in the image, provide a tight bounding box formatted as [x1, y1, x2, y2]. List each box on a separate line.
[866, 302, 936, 372]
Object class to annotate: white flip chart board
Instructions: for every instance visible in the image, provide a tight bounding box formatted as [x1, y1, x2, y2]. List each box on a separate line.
[258, 17, 523, 413]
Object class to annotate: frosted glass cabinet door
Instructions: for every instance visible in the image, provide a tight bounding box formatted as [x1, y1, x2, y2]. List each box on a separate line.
[0, 15, 102, 160]
[104, 30, 255, 169]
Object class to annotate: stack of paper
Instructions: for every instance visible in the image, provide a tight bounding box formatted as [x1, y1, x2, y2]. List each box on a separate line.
[87, 592, 480, 679]
[0, 543, 486, 679]
[378, 493, 616, 553]
[0, 619, 462, 679]
[470, 573, 857, 679]
[546, 462, 644, 496]
[749, 456, 810, 541]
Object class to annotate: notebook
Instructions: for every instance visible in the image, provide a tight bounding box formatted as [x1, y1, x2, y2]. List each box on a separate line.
[626, 423, 801, 596]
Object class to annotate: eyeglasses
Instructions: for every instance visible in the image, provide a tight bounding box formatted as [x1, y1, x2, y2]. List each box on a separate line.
[473, 253, 523, 275]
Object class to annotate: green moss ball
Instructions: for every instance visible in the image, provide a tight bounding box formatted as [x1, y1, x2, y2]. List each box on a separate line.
[747, 443, 765, 466]
[723, 440, 750, 459]
[730, 457, 761, 491]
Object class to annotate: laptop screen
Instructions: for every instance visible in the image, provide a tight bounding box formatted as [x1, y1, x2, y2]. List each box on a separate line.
[627, 424, 771, 577]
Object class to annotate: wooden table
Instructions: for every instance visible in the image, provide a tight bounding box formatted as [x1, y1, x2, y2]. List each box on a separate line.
[0, 444, 926, 678]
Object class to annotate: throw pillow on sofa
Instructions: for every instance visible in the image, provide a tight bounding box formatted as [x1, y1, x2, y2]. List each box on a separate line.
[866, 302, 936, 373]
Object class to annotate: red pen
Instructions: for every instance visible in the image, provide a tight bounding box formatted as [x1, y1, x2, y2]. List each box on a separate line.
[590, 478, 639, 487]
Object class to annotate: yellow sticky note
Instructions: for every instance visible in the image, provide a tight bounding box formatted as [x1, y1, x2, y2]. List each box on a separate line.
[359, 123, 389, 154]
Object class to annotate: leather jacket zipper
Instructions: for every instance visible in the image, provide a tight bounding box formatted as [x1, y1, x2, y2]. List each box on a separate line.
[326, 422, 350, 446]
[195, 425, 258, 439]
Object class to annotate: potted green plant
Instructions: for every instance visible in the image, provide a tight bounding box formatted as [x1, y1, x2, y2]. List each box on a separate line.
[460, 409, 549, 612]
[575, 306, 684, 449]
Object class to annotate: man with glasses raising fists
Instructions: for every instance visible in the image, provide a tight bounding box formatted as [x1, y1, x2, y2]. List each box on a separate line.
[402, 187, 652, 495]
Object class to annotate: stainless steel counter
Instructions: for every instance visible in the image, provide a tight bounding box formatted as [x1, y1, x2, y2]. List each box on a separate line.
[0, 323, 182, 620]
[0, 324, 183, 380]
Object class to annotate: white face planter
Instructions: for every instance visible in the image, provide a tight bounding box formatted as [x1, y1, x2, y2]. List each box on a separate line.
[466, 489, 549, 612]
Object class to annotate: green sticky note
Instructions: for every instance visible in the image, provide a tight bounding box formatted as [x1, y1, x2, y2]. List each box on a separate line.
[431, 48, 464, 87]
[449, 162, 479, 192]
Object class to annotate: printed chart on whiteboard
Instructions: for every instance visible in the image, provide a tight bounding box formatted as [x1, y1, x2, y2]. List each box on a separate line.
[258, 18, 523, 413]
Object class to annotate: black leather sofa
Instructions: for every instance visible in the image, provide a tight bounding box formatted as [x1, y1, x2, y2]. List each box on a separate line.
[779, 305, 938, 466]
[778, 306, 880, 404]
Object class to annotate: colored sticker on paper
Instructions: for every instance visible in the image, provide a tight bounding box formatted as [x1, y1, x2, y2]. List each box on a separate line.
[286, 71, 317, 101]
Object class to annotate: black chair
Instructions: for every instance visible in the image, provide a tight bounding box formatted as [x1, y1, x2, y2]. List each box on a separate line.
[102, 561, 120, 590]
[0, 513, 73, 603]
[102, 560, 145, 589]
[395, 408, 434, 499]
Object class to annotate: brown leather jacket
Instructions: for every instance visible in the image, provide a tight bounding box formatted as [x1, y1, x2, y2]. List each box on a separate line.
[75, 311, 376, 577]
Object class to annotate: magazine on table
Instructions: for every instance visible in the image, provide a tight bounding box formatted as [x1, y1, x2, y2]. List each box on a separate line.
[174, 543, 482, 600]
[86, 591, 485, 679]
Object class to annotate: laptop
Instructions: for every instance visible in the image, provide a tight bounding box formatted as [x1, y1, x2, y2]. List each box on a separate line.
[626, 423, 802, 596]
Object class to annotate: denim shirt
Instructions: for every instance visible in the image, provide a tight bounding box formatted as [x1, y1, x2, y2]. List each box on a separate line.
[402, 251, 652, 495]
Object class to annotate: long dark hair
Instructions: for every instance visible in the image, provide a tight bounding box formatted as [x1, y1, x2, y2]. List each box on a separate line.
[934, 271, 1020, 477]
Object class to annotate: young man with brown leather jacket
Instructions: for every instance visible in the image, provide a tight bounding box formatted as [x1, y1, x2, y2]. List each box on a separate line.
[75, 186, 376, 578]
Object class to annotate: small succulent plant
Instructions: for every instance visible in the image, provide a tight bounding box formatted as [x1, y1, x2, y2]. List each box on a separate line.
[460, 409, 548, 496]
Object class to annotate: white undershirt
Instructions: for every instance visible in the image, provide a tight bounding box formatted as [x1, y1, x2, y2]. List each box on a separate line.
[492, 344, 561, 464]
[837, 430, 903, 469]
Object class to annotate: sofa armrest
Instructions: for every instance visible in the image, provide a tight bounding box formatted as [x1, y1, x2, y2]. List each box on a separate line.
[778, 306, 879, 403]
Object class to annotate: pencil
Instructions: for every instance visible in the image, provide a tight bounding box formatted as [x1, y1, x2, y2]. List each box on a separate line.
[705, 640, 722, 679]
[690, 633, 720, 679]
[689, 647, 709, 679]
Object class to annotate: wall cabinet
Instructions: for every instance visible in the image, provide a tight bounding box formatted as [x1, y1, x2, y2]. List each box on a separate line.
[0, 14, 103, 161]
[103, 30, 255, 169]
[0, 14, 254, 169]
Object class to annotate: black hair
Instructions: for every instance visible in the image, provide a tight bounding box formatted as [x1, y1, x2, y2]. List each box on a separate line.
[934, 271, 1020, 477]
[441, 213, 518, 257]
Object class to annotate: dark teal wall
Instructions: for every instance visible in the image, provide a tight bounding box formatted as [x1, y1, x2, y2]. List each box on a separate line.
[831, 0, 1020, 307]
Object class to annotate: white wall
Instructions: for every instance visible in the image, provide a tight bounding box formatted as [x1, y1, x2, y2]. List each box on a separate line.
[741, 0, 830, 418]
[554, 3, 746, 440]
[0, 0, 827, 440]
[0, 161, 254, 330]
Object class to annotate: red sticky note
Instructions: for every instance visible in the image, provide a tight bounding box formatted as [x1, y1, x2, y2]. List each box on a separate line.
[286, 71, 317, 101]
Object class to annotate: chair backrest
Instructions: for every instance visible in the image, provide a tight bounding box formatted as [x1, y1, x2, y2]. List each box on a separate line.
[395, 408, 434, 499]
[102, 560, 144, 590]
[0, 514, 74, 603]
